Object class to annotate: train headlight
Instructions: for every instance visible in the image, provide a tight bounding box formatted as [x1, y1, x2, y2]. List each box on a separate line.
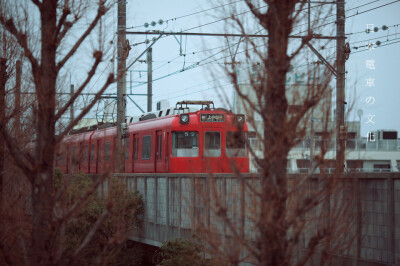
[180, 114, 190, 124]
[236, 114, 245, 124]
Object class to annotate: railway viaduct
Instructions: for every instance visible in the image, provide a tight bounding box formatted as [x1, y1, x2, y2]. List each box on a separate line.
[96, 172, 400, 265]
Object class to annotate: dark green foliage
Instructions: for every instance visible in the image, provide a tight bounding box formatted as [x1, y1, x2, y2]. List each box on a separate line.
[154, 239, 213, 266]
[55, 172, 144, 265]
[53, 167, 63, 190]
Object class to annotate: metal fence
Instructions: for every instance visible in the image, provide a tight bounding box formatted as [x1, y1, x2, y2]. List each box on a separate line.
[291, 139, 400, 152]
[99, 173, 400, 265]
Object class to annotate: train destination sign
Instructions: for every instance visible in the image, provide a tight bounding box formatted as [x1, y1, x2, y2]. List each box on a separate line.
[200, 114, 225, 122]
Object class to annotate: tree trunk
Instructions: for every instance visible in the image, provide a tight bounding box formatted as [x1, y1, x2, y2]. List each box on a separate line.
[31, 1, 57, 264]
[260, 2, 296, 265]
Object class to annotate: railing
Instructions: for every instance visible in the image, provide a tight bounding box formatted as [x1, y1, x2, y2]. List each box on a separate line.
[291, 139, 400, 151]
[109, 173, 400, 265]
[293, 167, 392, 173]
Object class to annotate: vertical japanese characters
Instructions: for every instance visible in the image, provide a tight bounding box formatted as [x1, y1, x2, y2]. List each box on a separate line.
[365, 24, 376, 142]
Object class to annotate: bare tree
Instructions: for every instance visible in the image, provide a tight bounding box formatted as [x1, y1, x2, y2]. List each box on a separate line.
[0, 1, 131, 264]
[192, 1, 357, 265]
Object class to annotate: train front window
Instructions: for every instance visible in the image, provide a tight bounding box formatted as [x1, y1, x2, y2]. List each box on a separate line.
[172, 131, 199, 157]
[204, 132, 221, 157]
[226, 132, 247, 157]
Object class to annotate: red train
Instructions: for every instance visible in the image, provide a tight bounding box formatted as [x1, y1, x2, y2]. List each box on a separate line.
[56, 101, 249, 173]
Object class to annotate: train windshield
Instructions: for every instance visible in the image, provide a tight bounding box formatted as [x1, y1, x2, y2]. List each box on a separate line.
[172, 131, 199, 157]
[226, 131, 247, 157]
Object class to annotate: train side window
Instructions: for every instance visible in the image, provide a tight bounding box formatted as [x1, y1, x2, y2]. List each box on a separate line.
[226, 132, 247, 157]
[90, 143, 94, 163]
[204, 132, 221, 157]
[142, 135, 151, 160]
[125, 138, 129, 160]
[104, 141, 111, 162]
[85, 144, 89, 163]
[172, 131, 199, 157]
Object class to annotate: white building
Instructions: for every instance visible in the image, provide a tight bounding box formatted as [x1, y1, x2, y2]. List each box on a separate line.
[233, 65, 400, 173]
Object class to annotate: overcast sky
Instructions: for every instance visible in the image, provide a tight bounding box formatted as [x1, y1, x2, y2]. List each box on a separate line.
[83, 0, 400, 137]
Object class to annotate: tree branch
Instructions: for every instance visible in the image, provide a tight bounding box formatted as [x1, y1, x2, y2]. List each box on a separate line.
[54, 51, 103, 121]
[244, 0, 268, 30]
[0, 126, 35, 181]
[71, 209, 109, 259]
[56, 2, 108, 71]
[56, 73, 115, 140]
[55, 5, 71, 42]
[0, 16, 39, 71]
[31, 0, 42, 9]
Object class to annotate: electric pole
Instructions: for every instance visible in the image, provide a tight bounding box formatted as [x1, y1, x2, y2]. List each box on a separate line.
[116, 0, 127, 172]
[116, 0, 129, 173]
[147, 47, 152, 112]
[336, 0, 346, 172]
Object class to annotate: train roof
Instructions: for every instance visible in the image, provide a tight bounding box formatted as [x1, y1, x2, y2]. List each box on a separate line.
[65, 101, 241, 138]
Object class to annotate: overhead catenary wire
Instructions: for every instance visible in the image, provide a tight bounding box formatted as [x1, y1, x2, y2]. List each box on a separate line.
[130, 31, 400, 105]
[351, 37, 400, 54]
[127, 0, 389, 48]
[89, 31, 400, 109]
[127, 0, 381, 89]
[146, 28, 400, 68]
[127, 0, 243, 30]
[131, 48, 339, 96]
[346, 23, 400, 36]
[91, 0, 400, 114]
[155, 37, 400, 103]
[131, 25, 400, 90]
[135, 53, 337, 107]
[292, 0, 381, 32]
[128, 2, 334, 48]
[293, 0, 400, 37]
[128, 0, 396, 79]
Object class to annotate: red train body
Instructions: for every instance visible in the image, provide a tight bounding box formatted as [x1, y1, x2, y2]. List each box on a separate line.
[56, 101, 249, 174]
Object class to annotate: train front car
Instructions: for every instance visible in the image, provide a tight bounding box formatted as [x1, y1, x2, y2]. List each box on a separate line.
[168, 101, 249, 173]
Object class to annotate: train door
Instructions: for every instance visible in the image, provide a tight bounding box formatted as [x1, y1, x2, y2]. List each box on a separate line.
[165, 132, 170, 172]
[84, 143, 89, 173]
[155, 131, 163, 172]
[79, 142, 83, 172]
[96, 139, 101, 173]
[132, 134, 138, 172]
[124, 137, 130, 173]
[203, 129, 223, 173]
[112, 137, 116, 172]
[89, 143, 95, 174]
[71, 145, 78, 174]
